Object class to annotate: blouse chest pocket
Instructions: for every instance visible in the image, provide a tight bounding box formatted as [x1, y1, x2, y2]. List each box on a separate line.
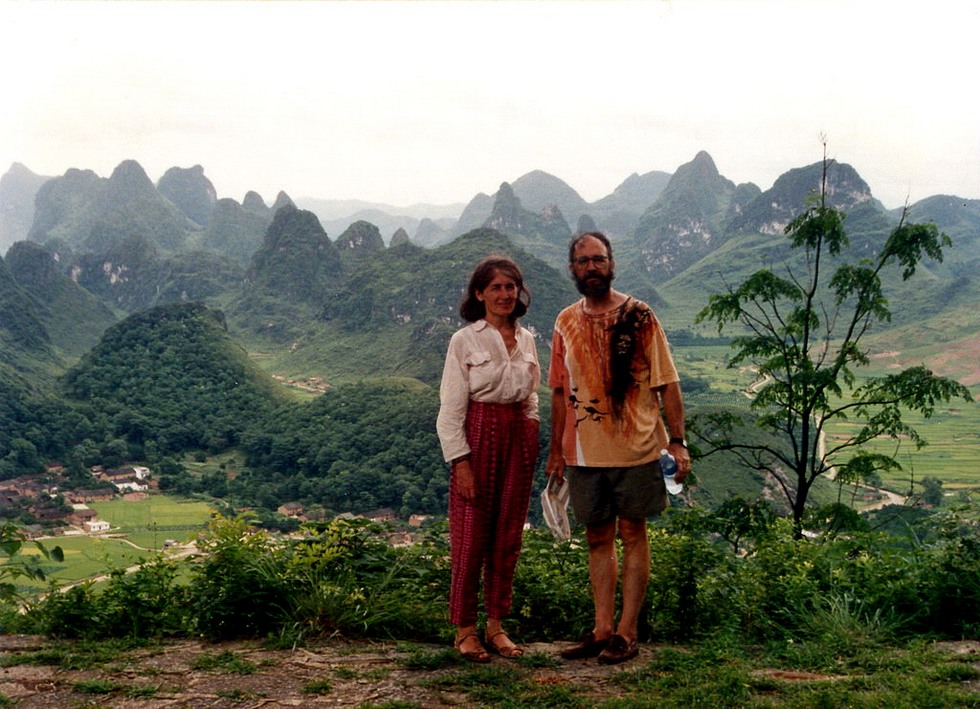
[516, 351, 539, 388]
[465, 351, 496, 392]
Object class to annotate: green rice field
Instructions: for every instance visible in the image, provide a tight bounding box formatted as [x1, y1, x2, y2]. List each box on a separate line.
[5, 494, 214, 594]
[14, 535, 151, 591]
[824, 391, 980, 496]
[88, 494, 214, 540]
[676, 344, 980, 497]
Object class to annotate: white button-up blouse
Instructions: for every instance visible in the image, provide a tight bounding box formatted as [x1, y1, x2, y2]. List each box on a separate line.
[436, 319, 540, 463]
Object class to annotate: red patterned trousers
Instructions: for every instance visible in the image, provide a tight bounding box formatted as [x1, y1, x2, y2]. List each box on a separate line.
[448, 400, 538, 626]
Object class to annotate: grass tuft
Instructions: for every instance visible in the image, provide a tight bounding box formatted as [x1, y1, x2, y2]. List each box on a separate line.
[190, 650, 257, 674]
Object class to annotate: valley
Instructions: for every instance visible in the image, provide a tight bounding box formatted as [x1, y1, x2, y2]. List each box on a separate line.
[0, 152, 976, 542]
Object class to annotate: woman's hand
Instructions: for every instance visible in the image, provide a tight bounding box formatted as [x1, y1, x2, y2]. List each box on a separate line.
[454, 459, 477, 501]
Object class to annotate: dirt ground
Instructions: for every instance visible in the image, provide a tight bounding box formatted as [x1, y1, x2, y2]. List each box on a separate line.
[4, 633, 978, 708]
[0, 633, 669, 708]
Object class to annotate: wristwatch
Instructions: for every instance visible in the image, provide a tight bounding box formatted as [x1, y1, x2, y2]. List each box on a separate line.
[669, 437, 688, 449]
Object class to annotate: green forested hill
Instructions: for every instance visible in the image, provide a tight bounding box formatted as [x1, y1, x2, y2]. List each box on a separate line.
[5, 240, 118, 357]
[63, 302, 287, 453]
[0, 252, 50, 353]
[226, 204, 342, 341]
[0, 252, 61, 390]
[236, 378, 445, 515]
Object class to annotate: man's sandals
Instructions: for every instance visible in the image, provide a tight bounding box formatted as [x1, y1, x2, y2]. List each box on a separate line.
[454, 632, 491, 663]
[486, 630, 524, 658]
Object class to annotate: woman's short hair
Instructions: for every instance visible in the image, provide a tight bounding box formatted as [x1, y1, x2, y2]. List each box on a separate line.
[459, 255, 531, 322]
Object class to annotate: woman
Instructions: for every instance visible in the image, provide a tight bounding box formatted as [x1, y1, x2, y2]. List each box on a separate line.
[436, 255, 540, 662]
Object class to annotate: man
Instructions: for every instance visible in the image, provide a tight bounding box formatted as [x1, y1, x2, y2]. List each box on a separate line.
[546, 231, 691, 665]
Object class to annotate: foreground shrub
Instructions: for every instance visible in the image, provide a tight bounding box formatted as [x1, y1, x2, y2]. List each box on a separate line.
[21, 585, 100, 639]
[186, 514, 290, 640]
[646, 518, 733, 642]
[274, 518, 449, 644]
[94, 559, 189, 638]
[511, 531, 593, 641]
[20, 559, 187, 639]
[908, 515, 980, 637]
[10, 505, 980, 648]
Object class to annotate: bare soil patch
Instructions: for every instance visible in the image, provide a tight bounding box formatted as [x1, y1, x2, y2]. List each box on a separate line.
[0, 634, 655, 708]
[5, 634, 978, 707]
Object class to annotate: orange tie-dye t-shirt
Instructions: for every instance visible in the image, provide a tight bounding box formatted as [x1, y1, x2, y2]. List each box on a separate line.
[548, 297, 679, 467]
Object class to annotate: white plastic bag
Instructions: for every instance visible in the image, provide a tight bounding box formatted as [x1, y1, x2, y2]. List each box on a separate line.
[540, 473, 571, 541]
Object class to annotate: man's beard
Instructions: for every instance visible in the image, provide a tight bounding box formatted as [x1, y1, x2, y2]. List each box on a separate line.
[574, 271, 614, 298]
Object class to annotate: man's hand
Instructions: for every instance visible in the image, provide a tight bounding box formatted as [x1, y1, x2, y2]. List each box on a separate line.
[546, 449, 566, 483]
[548, 386, 568, 482]
[668, 441, 692, 483]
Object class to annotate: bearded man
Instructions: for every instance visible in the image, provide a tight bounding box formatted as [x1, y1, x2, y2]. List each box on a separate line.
[546, 231, 691, 664]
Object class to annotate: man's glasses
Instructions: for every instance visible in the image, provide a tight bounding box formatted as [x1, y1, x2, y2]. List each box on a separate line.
[572, 255, 610, 267]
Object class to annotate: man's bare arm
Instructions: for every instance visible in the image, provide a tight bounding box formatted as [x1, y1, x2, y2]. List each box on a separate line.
[658, 381, 691, 481]
[546, 387, 567, 481]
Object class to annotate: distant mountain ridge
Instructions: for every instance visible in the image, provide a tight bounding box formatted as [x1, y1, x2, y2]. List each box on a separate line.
[158, 164, 217, 228]
[631, 151, 749, 279]
[29, 160, 197, 254]
[483, 182, 572, 267]
[449, 169, 672, 245]
[1, 159, 668, 257]
[1, 154, 977, 391]
[0, 163, 52, 255]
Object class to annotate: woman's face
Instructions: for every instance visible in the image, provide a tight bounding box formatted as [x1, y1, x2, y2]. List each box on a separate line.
[476, 270, 519, 322]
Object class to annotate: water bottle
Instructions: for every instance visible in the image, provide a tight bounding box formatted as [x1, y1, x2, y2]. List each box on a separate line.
[660, 449, 683, 495]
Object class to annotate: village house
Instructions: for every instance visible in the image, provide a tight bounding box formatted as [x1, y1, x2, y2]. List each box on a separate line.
[387, 531, 414, 547]
[68, 504, 112, 534]
[105, 465, 150, 480]
[20, 524, 44, 540]
[84, 519, 111, 533]
[364, 508, 398, 523]
[130, 466, 151, 480]
[0, 490, 27, 507]
[114, 478, 149, 493]
[91, 465, 153, 493]
[69, 507, 98, 526]
[277, 502, 305, 519]
[0, 477, 54, 498]
[32, 506, 68, 523]
[66, 489, 115, 504]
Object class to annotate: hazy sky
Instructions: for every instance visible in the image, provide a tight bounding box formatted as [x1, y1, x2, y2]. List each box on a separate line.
[2, 1, 978, 210]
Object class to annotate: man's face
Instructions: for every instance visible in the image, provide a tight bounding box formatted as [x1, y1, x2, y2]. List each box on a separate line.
[570, 235, 614, 298]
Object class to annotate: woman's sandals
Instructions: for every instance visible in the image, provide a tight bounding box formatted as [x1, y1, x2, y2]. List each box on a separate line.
[486, 630, 524, 658]
[454, 632, 491, 663]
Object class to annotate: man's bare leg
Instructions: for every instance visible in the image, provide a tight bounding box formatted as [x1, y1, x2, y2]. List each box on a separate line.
[614, 517, 649, 642]
[585, 518, 619, 640]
